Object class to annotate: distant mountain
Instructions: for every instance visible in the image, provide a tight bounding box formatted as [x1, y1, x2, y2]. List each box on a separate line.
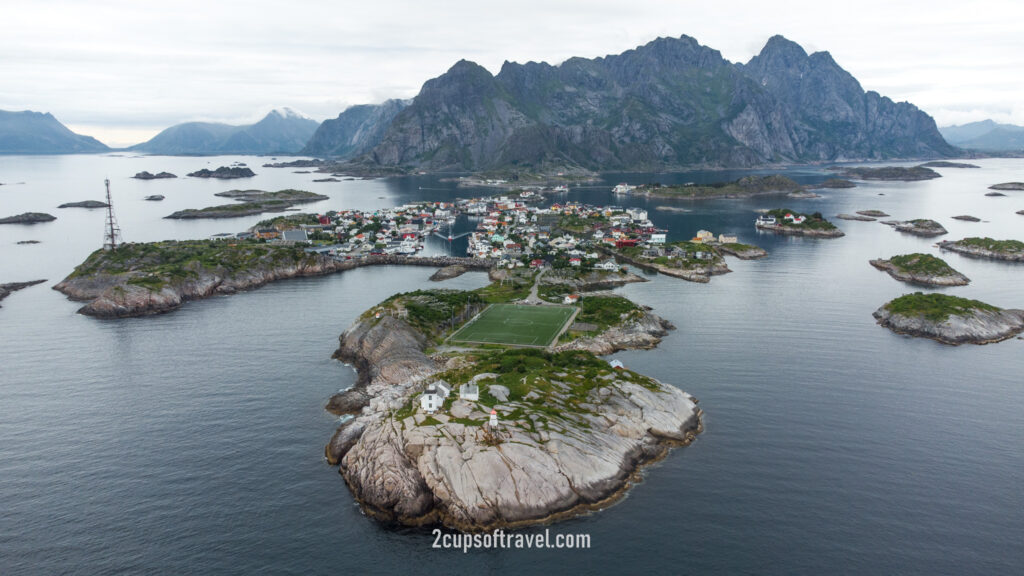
[0, 110, 109, 154]
[131, 109, 320, 155]
[939, 120, 1024, 151]
[351, 35, 955, 172]
[301, 99, 409, 158]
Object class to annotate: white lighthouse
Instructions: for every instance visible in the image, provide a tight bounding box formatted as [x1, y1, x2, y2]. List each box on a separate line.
[489, 409, 498, 429]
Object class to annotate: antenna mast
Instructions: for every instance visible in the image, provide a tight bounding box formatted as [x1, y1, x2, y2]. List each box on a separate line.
[102, 178, 122, 251]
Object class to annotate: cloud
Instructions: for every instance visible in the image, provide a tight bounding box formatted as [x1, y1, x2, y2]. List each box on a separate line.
[3, 0, 1022, 145]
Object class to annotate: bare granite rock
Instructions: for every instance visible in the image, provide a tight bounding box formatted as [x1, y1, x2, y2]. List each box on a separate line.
[874, 306, 1024, 345]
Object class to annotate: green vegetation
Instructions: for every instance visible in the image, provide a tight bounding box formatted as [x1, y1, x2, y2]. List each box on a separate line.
[67, 240, 319, 290]
[254, 213, 322, 230]
[372, 289, 483, 336]
[764, 209, 838, 230]
[399, 348, 661, 431]
[884, 292, 999, 322]
[640, 174, 800, 198]
[888, 254, 960, 276]
[574, 296, 642, 330]
[720, 242, 760, 252]
[449, 304, 576, 347]
[954, 237, 1024, 254]
[834, 166, 941, 181]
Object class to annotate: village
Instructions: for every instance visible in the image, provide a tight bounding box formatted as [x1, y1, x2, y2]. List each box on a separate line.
[222, 192, 748, 276]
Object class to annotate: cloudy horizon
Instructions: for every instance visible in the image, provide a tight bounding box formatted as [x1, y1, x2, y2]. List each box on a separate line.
[3, 0, 1021, 147]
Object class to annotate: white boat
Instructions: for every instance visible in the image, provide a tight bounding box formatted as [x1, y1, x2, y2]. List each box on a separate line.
[755, 215, 777, 227]
[612, 183, 633, 195]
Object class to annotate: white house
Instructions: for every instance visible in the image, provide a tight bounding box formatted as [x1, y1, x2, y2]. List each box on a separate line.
[609, 359, 625, 370]
[419, 380, 452, 414]
[649, 233, 666, 244]
[596, 260, 619, 271]
[459, 382, 479, 401]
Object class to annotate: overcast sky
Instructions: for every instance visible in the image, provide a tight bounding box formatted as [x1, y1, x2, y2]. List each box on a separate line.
[2, 0, 1021, 146]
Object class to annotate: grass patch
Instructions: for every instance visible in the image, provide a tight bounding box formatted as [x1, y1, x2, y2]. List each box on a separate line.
[450, 304, 575, 347]
[888, 254, 960, 276]
[884, 292, 999, 322]
[954, 237, 1024, 254]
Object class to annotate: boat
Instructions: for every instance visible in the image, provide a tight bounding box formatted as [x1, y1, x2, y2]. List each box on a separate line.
[755, 215, 777, 227]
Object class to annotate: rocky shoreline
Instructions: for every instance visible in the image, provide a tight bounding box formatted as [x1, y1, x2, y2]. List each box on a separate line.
[874, 304, 1024, 345]
[937, 239, 1024, 262]
[715, 244, 768, 259]
[325, 304, 701, 531]
[0, 279, 47, 308]
[754, 222, 844, 238]
[54, 252, 493, 318]
[883, 219, 948, 237]
[0, 212, 56, 224]
[869, 257, 969, 286]
[608, 250, 731, 282]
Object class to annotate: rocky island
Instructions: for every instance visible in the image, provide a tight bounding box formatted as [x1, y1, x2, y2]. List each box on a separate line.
[883, 219, 948, 237]
[989, 182, 1024, 191]
[0, 212, 57, 225]
[755, 209, 844, 238]
[0, 279, 47, 308]
[186, 166, 256, 179]
[830, 166, 941, 181]
[869, 253, 969, 286]
[836, 213, 877, 221]
[58, 200, 109, 209]
[809, 178, 856, 189]
[165, 189, 328, 219]
[325, 286, 701, 531]
[715, 243, 768, 259]
[918, 161, 980, 169]
[633, 174, 800, 199]
[132, 171, 177, 180]
[874, 292, 1024, 345]
[937, 237, 1024, 262]
[144, 195, 165, 201]
[857, 210, 890, 218]
[951, 215, 981, 222]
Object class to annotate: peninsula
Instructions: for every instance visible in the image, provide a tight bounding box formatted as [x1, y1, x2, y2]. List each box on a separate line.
[0, 280, 46, 308]
[937, 237, 1024, 262]
[325, 283, 701, 531]
[874, 292, 1024, 345]
[869, 254, 969, 286]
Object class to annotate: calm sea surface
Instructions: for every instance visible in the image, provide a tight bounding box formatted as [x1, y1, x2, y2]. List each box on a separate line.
[1, 155, 1022, 575]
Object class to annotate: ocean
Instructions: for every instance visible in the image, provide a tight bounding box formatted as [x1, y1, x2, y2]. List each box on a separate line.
[1, 155, 1022, 575]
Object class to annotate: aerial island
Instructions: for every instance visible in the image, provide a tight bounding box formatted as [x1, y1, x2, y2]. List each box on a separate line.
[918, 161, 980, 169]
[874, 292, 1024, 345]
[325, 281, 701, 531]
[830, 165, 941, 181]
[165, 189, 328, 219]
[58, 200, 109, 209]
[0, 279, 46, 308]
[754, 209, 844, 237]
[186, 166, 256, 179]
[0, 212, 56, 225]
[989, 182, 1024, 191]
[937, 237, 1024, 262]
[882, 219, 948, 237]
[869, 253, 969, 286]
[132, 171, 177, 180]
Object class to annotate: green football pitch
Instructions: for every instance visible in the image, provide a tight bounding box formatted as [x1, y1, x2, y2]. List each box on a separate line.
[449, 304, 577, 347]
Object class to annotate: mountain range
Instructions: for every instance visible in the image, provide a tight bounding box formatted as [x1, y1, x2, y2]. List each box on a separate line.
[129, 108, 319, 155]
[0, 110, 109, 154]
[312, 35, 957, 171]
[939, 120, 1024, 151]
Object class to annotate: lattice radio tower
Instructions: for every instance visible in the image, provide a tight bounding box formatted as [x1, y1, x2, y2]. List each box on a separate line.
[102, 178, 122, 251]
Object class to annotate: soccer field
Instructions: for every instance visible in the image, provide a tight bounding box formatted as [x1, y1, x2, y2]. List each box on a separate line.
[449, 304, 577, 347]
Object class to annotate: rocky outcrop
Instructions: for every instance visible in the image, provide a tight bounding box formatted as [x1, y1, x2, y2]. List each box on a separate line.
[869, 257, 969, 286]
[884, 219, 947, 237]
[951, 215, 981, 222]
[539, 269, 648, 291]
[144, 195, 165, 201]
[873, 305, 1024, 345]
[55, 250, 495, 318]
[58, 200, 108, 209]
[165, 189, 328, 219]
[989, 182, 1024, 191]
[810, 178, 856, 189]
[0, 212, 56, 224]
[132, 171, 177, 180]
[755, 223, 844, 238]
[429, 265, 467, 281]
[715, 244, 768, 259]
[301, 99, 409, 158]
[918, 161, 979, 169]
[186, 166, 255, 179]
[832, 166, 941, 181]
[555, 311, 674, 355]
[857, 210, 889, 217]
[836, 213, 876, 222]
[0, 279, 46, 308]
[938, 238, 1024, 262]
